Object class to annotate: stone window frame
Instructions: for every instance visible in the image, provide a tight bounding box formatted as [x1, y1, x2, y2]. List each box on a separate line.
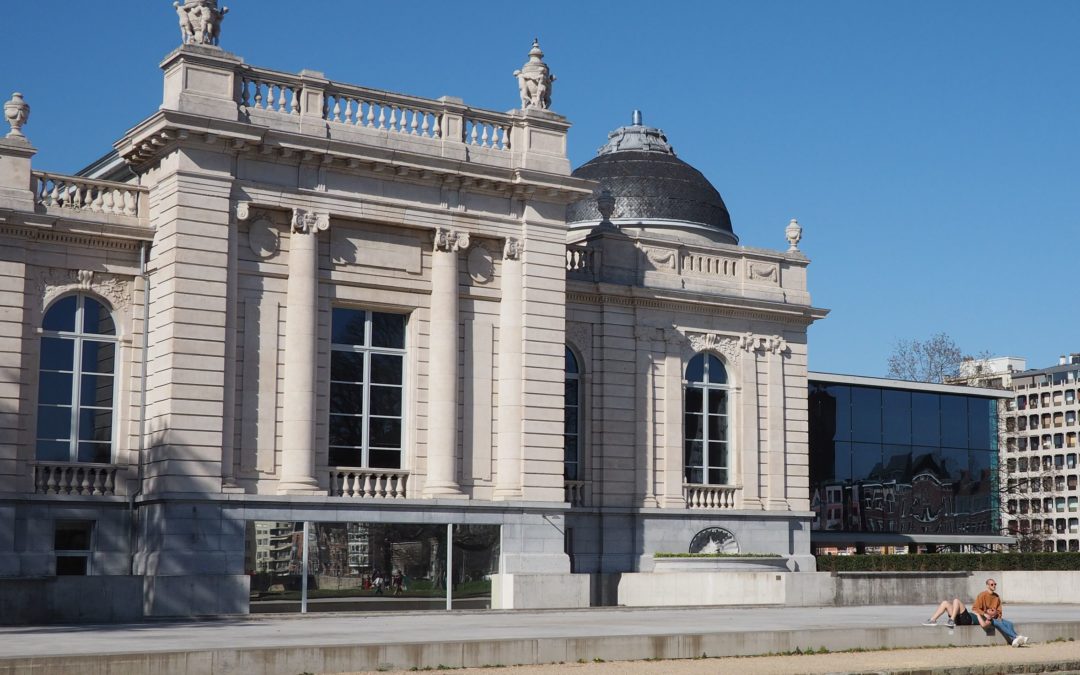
[683, 352, 733, 486]
[327, 307, 409, 470]
[35, 293, 120, 465]
[563, 345, 583, 481]
[54, 519, 94, 576]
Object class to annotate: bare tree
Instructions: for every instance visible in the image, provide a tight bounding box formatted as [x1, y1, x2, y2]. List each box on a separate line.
[886, 332, 964, 383]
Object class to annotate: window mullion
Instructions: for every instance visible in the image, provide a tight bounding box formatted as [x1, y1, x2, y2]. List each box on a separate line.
[362, 318, 372, 467]
[68, 333, 82, 462]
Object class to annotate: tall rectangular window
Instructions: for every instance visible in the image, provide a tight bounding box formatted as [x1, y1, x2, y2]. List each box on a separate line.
[329, 309, 406, 469]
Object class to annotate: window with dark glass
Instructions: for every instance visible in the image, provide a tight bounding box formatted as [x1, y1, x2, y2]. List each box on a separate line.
[329, 309, 406, 469]
[684, 353, 729, 485]
[564, 347, 581, 480]
[54, 520, 93, 575]
[36, 295, 116, 464]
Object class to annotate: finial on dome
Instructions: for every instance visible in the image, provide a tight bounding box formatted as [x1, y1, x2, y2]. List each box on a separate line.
[632, 110, 642, 126]
[513, 39, 555, 110]
[174, 0, 229, 47]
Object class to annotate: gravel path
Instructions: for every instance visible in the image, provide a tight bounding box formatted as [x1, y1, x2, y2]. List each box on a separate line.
[344, 640, 1080, 675]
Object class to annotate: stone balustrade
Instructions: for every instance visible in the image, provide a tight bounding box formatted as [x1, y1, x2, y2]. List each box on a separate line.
[33, 462, 120, 496]
[463, 113, 512, 150]
[32, 172, 147, 218]
[324, 86, 443, 140]
[684, 483, 739, 510]
[237, 66, 517, 151]
[566, 245, 593, 273]
[565, 480, 588, 507]
[330, 469, 409, 499]
[240, 73, 301, 115]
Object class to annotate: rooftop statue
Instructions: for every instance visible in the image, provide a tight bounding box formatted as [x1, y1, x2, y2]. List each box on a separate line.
[513, 39, 555, 110]
[174, 0, 229, 47]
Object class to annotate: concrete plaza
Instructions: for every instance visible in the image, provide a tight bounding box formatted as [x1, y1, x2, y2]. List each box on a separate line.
[1, 604, 1079, 674]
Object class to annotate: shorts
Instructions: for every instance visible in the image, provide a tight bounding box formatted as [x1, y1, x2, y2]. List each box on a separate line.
[955, 610, 975, 626]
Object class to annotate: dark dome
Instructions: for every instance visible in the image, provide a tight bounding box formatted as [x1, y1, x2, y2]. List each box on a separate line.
[567, 113, 736, 243]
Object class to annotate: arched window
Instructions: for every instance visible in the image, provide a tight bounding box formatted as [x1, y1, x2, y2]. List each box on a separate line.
[36, 295, 117, 463]
[564, 347, 581, 480]
[684, 352, 729, 485]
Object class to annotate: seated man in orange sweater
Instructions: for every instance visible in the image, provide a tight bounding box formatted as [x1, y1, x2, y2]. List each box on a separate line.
[972, 578, 1028, 647]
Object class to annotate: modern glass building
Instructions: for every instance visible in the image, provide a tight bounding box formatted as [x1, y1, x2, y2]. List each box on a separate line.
[808, 373, 1012, 553]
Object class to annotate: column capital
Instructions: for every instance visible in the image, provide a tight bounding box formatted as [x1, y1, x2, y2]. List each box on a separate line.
[433, 227, 470, 252]
[503, 237, 523, 261]
[291, 208, 329, 234]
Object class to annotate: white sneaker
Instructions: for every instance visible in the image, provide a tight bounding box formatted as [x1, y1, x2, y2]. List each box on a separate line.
[1020, 635, 1029, 646]
[922, 619, 938, 626]
[1011, 637, 1022, 647]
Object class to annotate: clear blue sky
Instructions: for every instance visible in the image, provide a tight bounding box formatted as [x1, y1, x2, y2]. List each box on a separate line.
[4, 1, 1078, 377]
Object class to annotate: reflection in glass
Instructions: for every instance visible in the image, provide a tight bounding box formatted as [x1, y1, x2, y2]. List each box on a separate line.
[809, 380, 999, 536]
[247, 522, 500, 613]
[37, 295, 117, 463]
[850, 387, 882, 442]
[684, 353, 729, 484]
[940, 395, 968, 449]
[329, 308, 407, 469]
[564, 347, 582, 480]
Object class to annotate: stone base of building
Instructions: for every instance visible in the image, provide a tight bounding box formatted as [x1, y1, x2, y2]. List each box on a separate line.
[490, 573, 590, 609]
[566, 510, 815, 575]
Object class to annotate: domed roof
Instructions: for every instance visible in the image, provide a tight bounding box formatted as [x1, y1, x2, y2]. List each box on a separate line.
[567, 112, 736, 244]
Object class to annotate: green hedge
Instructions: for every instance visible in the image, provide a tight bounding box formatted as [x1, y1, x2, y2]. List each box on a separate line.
[817, 553, 1080, 572]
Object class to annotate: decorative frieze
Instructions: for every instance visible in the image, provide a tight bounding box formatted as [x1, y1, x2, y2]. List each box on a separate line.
[685, 331, 742, 362]
[641, 246, 677, 271]
[746, 261, 779, 285]
[680, 329, 790, 359]
[35, 268, 132, 311]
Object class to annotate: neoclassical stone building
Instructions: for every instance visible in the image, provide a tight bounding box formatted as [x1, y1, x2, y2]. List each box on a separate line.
[0, 3, 825, 620]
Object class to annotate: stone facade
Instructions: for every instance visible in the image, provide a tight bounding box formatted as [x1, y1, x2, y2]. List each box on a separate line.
[0, 10, 826, 620]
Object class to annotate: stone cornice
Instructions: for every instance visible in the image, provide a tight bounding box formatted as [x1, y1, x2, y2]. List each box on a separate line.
[116, 110, 594, 203]
[0, 217, 149, 252]
[566, 287, 827, 327]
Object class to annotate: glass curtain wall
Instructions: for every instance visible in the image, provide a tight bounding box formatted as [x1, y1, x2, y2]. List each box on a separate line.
[809, 382, 999, 536]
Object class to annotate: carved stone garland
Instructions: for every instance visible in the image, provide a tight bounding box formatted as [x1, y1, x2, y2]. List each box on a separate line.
[682, 330, 790, 359]
[35, 269, 132, 312]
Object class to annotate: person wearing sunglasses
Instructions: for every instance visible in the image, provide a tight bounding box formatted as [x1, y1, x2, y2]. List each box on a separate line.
[972, 578, 1029, 647]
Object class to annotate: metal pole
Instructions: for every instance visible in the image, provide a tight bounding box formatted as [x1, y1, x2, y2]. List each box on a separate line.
[446, 523, 453, 611]
[301, 521, 310, 614]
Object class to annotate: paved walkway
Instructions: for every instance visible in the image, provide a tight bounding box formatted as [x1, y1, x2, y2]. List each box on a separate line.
[348, 642, 1080, 675]
[1, 605, 1078, 674]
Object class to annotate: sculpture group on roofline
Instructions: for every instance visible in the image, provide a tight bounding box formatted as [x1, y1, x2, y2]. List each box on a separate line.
[514, 39, 556, 110]
[174, 0, 228, 46]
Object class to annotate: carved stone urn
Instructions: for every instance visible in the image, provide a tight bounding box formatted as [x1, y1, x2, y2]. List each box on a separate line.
[785, 218, 802, 252]
[4, 92, 29, 139]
